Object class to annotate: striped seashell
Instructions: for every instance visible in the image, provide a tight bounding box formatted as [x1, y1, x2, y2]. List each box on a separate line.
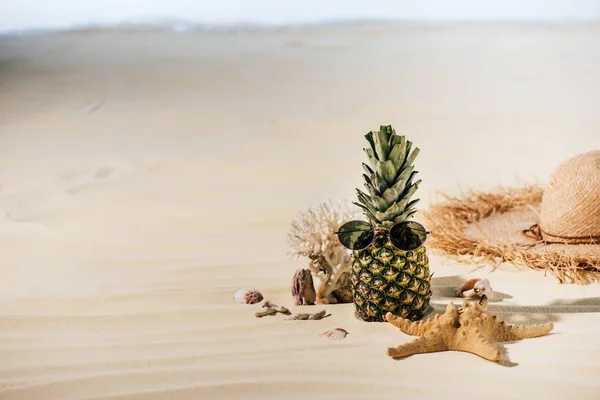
[321, 328, 348, 340]
[233, 288, 263, 304]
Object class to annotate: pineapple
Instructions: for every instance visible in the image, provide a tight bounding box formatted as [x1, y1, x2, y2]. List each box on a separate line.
[349, 125, 432, 322]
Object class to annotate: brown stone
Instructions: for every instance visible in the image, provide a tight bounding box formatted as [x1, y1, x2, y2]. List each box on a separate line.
[291, 268, 316, 305]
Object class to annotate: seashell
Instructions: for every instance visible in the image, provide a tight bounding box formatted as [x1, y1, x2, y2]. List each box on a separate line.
[233, 288, 263, 304]
[321, 328, 349, 340]
[456, 278, 493, 299]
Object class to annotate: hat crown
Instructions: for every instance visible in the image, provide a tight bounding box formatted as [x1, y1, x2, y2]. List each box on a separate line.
[540, 150, 600, 243]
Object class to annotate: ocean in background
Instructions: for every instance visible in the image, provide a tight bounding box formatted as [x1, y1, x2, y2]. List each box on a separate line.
[2, 18, 600, 39]
[1, 0, 600, 36]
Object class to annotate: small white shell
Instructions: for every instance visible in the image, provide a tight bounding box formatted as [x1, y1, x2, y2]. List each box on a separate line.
[321, 328, 348, 340]
[233, 288, 263, 304]
[457, 278, 493, 299]
[474, 278, 493, 296]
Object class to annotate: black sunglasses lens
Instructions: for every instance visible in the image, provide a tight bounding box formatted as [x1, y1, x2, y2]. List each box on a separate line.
[389, 221, 428, 251]
[336, 220, 374, 250]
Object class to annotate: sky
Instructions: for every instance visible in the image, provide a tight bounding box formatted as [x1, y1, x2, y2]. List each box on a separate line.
[1, 0, 599, 33]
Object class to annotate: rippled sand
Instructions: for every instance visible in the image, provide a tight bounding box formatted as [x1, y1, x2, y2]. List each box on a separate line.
[1, 23, 600, 399]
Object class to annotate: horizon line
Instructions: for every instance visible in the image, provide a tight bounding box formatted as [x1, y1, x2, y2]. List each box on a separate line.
[2, 16, 600, 37]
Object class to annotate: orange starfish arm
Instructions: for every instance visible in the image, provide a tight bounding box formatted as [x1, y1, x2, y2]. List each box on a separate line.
[453, 327, 502, 361]
[385, 312, 438, 336]
[387, 330, 447, 359]
[488, 316, 554, 341]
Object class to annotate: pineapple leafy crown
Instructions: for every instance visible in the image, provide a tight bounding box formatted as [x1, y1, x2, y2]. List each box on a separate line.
[353, 125, 422, 228]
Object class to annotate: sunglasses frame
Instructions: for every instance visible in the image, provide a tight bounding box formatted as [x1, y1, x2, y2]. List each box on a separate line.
[335, 220, 431, 252]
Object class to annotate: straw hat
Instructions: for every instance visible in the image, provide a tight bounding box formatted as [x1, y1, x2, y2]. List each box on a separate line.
[422, 150, 600, 284]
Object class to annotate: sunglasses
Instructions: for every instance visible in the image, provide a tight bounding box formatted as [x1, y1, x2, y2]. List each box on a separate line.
[335, 220, 430, 251]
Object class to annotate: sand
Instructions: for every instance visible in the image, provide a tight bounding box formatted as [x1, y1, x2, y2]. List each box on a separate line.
[1, 23, 600, 400]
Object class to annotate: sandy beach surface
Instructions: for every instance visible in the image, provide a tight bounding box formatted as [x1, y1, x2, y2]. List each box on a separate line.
[1, 23, 600, 400]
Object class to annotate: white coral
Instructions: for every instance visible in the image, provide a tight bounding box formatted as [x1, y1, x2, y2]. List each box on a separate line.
[286, 198, 363, 304]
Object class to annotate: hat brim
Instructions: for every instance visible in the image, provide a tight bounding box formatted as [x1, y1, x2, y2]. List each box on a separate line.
[421, 184, 600, 284]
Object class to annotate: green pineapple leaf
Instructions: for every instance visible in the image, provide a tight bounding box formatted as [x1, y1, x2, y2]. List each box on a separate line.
[393, 208, 418, 223]
[388, 141, 407, 167]
[373, 129, 390, 162]
[371, 171, 389, 193]
[363, 177, 379, 197]
[404, 141, 413, 164]
[395, 196, 420, 217]
[382, 185, 401, 206]
[394, 134, 405, 146]
[362, 163, 374, 175]
[374, 210, 387, 223]
[405, 147, 420, 168]
[404, 208, 418, 220]
[401, 179, 422, 202]
[404, 198, 420, 212]
[387, 130, 397, 148]
[392, 180, 421, 214]
[381, 202, 402, 221]
[380, 160, 398, 184]
[356, 125, 425, 227]
[356, 189, 383, 214]
[394, 195, 412, 213]
[364, 148, 378, 168]
[372, 195, 389, 212]
[398, 164, 415, 180]
[364, 131, 376, 155]
[353, 202, 380, 223]
[387, 165, 414, 193]
[404, 170, 418, 190]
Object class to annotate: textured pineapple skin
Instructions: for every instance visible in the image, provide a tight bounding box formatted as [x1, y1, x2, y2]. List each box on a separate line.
[351, 230, 432, 322]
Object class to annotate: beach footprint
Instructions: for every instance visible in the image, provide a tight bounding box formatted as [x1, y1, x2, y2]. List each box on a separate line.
[58, 163, 132, 195]
[93, 166, 114, 179]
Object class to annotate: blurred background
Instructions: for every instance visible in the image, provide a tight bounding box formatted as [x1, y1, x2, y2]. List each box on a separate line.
[2, 0, 600, 34]
[1, 2, 600, 400]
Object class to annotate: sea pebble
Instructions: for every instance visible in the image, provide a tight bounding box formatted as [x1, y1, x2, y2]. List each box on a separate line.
[233, 288, 263, 304]
[321, 328, 348, 340]
[291, 268, 316, 306]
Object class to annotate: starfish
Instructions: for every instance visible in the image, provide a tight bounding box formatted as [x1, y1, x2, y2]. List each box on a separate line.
[385, 296, 554, 362]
